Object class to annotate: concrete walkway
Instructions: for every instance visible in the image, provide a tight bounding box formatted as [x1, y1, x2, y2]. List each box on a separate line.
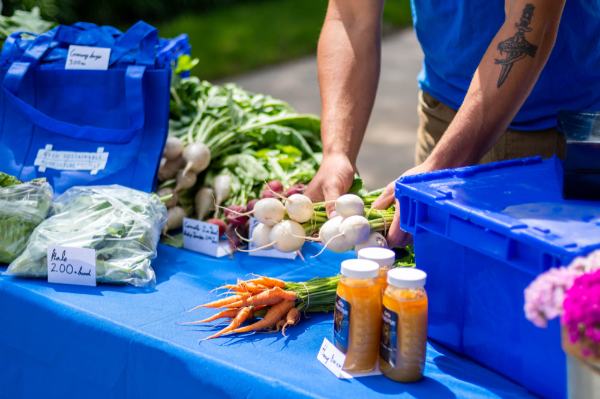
[228, 29, 423, 189]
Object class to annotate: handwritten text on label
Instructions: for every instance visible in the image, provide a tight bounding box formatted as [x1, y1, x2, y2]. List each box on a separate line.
[65, 45, 111, 70]
[183, 218, 231, 258]
[47, 246, 96, 286]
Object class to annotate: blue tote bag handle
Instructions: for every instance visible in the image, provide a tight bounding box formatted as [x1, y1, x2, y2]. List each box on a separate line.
[0, 22, 160, 144]
[2, 63, 146, 144]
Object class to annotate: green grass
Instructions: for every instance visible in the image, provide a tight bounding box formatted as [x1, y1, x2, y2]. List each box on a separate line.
[158, 0, 412, 80]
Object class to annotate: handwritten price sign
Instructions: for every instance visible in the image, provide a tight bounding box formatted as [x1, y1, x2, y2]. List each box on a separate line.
[183, 218, 232, 258]
[47, 246, 96, 286]
[316, 338, 381, 379]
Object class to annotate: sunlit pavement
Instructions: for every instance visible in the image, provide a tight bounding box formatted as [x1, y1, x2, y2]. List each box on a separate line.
[226, 29, 423, 189]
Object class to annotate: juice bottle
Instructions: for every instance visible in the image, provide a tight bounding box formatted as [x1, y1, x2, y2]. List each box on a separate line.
[379, 268, 428, 382]
[357, 247, 395, 292]
[333, 259, 382, 372]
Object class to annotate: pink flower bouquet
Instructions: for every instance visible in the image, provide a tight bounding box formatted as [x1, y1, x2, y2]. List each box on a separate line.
[562, 270, 600, 358]
[524, 250, 600, 359]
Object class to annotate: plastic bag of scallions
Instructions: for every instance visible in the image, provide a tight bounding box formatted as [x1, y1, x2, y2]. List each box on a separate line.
[7, 185, 167, 287]
[0, 173, 53, 264]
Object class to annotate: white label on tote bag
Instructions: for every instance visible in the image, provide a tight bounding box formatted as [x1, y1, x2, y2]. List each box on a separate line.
[34, 144, 109, 175]
[65, 45, 111, 70]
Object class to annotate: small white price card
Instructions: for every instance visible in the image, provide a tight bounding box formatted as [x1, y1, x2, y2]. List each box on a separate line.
[248, 217, 297, 260]
[65, 45, 111, 70]
[183, 218, 231, 258]
[317, 338, 381, 379]
[47, 246, 96, 287]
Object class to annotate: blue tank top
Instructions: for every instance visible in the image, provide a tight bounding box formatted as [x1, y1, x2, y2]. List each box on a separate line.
[412, 1, 600, 131]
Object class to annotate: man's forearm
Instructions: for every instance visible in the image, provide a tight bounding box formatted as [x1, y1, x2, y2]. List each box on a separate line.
[426, 0, 565, 170]
[318, 0, 384, 164]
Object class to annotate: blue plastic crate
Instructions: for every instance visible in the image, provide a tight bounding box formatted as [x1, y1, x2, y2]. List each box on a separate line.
[395, 157, 600, 399]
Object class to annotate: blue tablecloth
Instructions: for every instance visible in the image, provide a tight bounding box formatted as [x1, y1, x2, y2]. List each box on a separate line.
[0, 244, 535, 399]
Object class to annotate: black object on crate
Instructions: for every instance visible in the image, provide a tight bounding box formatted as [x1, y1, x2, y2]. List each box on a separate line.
[558, 111, 600, 200]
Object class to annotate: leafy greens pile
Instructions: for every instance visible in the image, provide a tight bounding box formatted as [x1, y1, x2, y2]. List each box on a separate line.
[160, 77, 322, 222]
[0, 172, 53, 263]
[0, 8, 54, 45]
[7, 185, 167, 287]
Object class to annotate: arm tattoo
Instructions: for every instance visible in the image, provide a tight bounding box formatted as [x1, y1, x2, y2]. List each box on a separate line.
[495, 4, 538, 87]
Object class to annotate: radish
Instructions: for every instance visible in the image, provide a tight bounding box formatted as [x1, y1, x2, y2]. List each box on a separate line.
[253, 198, 285, 226]
[164, 206, 186, 234]
[213, 174, 232, 208]
[355, 232, 388, 251]
[269, 220, 305, 252]
[285, 194, 313, 223]
[261, 189, 276, 199]
[225, 205, 248, 227]
[250, 223, 273, 248]
[175, 169, 197, 192]
[266, 180, 284, 193]
[182, 142, 211, 176]
[285, 183, 306, 197]
[246, 198, 259, 212]
[335, 194, 364, 217]
[164, 136, 184, 160]
[195, 187, 214, 220]
[318, 216, 353, 253]
[206, 218, 226, 236]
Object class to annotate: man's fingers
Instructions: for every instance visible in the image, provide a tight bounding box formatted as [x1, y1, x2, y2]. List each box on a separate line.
[385, 200, 411, 248]
[372, 182, 394, 210]
[323, 184, 342, 217]
[304, 179, 325, 202]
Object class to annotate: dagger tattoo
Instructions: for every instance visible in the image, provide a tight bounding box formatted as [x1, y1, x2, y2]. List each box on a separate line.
[495, 4, 538, 88]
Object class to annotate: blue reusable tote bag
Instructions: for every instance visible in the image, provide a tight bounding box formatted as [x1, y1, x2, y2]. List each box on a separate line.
[0, 21, 171, 193]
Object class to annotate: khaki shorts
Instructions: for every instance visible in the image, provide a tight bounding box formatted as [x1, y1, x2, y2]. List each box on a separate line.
[415, 91, 566, 165]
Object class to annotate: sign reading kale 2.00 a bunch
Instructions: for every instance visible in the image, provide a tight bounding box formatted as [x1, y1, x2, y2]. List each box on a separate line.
[47, 246, 97, 286]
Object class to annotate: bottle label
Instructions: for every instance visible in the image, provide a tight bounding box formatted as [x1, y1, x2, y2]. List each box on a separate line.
[333, 294, 351, 353]
[380, 305, 398, 367]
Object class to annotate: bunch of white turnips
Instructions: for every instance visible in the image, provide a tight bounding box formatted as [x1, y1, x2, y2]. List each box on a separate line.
[246, 193, 387, 254]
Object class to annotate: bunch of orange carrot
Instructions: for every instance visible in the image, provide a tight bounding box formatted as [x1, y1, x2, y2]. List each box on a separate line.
[185, 275, 340, 339]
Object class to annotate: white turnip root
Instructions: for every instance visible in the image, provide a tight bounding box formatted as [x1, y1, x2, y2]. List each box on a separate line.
[335, 194, 364, 217]
[318, 216, 353, 253]
[183, 142, 211, 176]
[175, 169, 197, 192]
[158, 157, 183, 181]
[285, 194, 313, 223]
[253, 198, 285, 226]
[315, 215, 371, 255]
[355, 232, 388, 251]
[339, 215, 370, 245]
[250, 223, 273, 248]
[164, 206, 186, 234]
[158, 187, 178, 208]
[195, 187, 214, 220]
[269, 220, 305, 252]
[164, 136, 184, 160]
[215, 198, 285, 229]
[213, 174, 232, 208]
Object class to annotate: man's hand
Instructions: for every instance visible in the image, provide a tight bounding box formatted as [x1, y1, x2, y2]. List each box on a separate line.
[372, 162, 432, 247]
[305, 154, 356, 215]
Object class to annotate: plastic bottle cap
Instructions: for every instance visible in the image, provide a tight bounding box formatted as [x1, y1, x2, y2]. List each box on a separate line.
[357, 247, 395, 267]
[387, 268, 427, 289]
[340, 259, 380, 279]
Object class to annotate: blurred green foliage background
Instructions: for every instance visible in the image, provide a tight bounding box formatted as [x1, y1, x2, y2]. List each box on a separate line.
[2, 0, 412, 79]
